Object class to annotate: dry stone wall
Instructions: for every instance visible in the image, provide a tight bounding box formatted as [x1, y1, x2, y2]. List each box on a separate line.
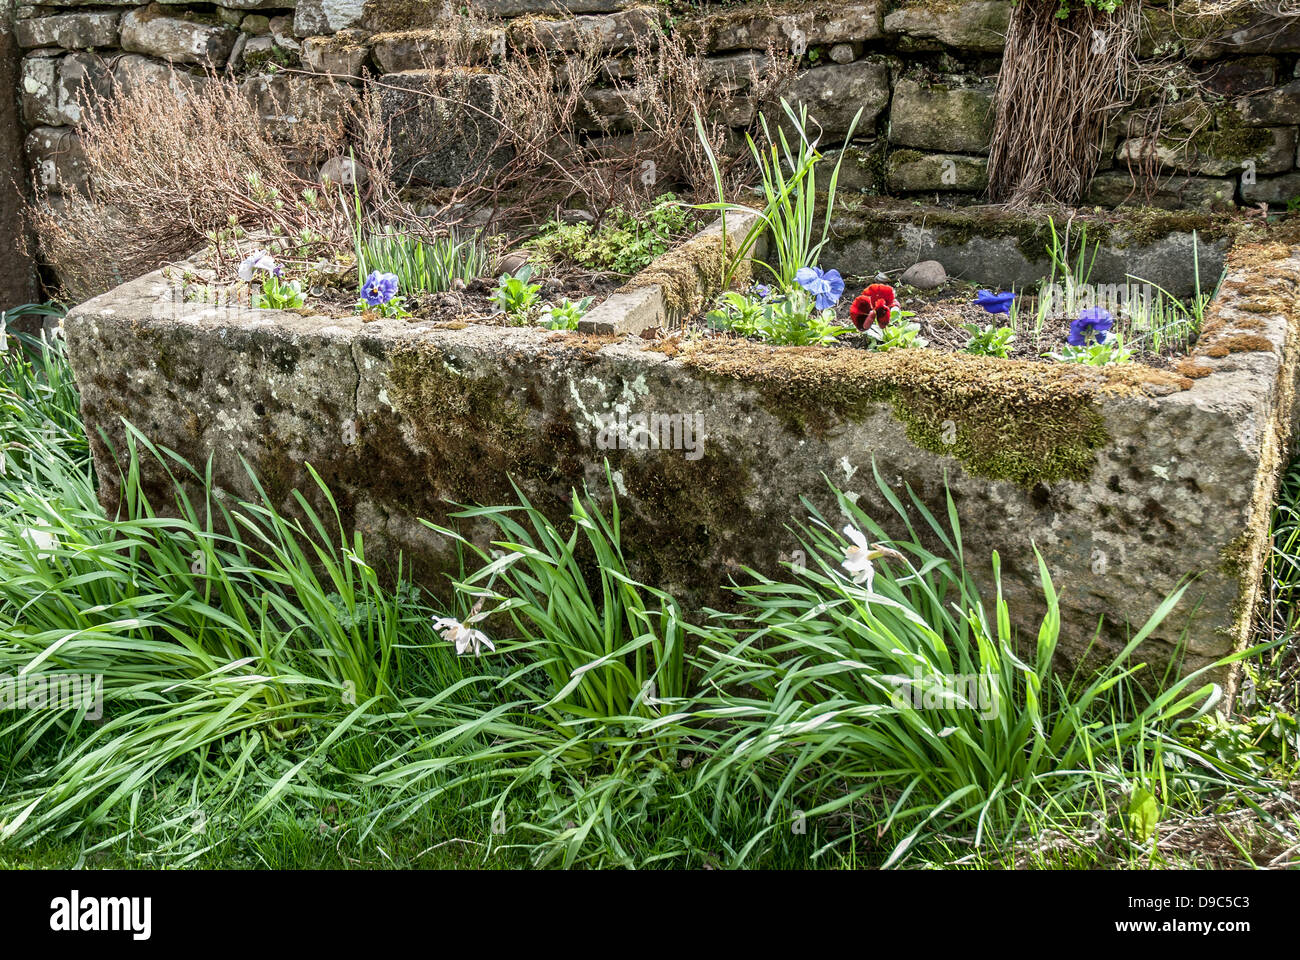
[13, 2, 1300, 242]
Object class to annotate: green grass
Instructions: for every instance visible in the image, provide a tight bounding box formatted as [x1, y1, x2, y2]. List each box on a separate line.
[0, 327, 1296, 869]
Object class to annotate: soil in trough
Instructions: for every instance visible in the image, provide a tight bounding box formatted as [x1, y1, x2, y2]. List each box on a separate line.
[679, 276, 1192, 368]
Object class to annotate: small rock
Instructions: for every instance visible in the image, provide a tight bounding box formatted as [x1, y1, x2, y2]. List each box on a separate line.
[268, 15, 300, 53]
[829, 43, 856, 64]
[900, 260, 947, 290]
[496, 249, 531, 275]
[217, 7, 244, 27]
[317, 155, 366, 188]
[15, 12, 122, 50]
[241, 14, 271, 36]
[120, 4, 239, 67]
[302, 33, 369, 77]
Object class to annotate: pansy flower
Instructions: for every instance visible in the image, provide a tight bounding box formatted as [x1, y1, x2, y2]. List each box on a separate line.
[237, 250, 278, 282]
[795, 266, 846, 311]
[1068, 307, 1113, 346]
[361, 271, 400, 306]
[973, 289, 1015, 315]
[850, 284, 896, 331]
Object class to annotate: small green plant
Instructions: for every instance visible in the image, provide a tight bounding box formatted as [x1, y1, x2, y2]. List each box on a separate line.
[1049, 332, 1134, 365]
[356, 228, 486, 295]
[1125, 231, 1223, 353]
[707, 289, 844, 346]
[492, 265, 542, 322]
[693, 98, 862, 292]
[253, 273, 306, 310]
[346, 163, 486, 294]
[867, 320, 927, 351]
[706, 290, 768, 332]
[1033, 215, 1101, 335]
[540, 296, 593, 330]
[963, 323, 1016, 358]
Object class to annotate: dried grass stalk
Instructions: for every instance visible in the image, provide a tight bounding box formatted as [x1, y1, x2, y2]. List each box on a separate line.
[987, 0, 1138, 206]
[28, 68, 346, 301]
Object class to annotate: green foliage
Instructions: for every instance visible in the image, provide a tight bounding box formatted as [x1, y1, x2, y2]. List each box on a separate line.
[356, 228, 486, 296]
[356, 293, 410, 320]
[693, 98, 861, 292]
[1049, 332, 1134, 365]
[491, 265, 542, 323]
[706, 289, 845, 346]
[252, 274, 305, 310]
[529, 195, 697, 276]
[1124, 232, 1222, 354]
[684, 470, 1248, 865]
[963, 322, 1016, 358]
[1268, 457, 1300, 634]
[539, 296, 593, 331]
[1051, 0, 1125, 18]
[868, 319, 927, 351]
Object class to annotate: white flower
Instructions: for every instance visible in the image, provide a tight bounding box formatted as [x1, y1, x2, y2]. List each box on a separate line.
[432, 616, 495, 657]
[841, 526, 906, 591]
[841, 525, 876, 590]
[237, 250, 277, 282]
[22, 527, 59, 555]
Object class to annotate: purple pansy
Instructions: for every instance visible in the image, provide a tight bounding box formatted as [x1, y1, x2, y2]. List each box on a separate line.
[795, 266, 846, 311]
[238, 250, 278, 282]
[361, 271, 399, 306]
[1068, 307, 1113, 346]
[973, 289, 1016, 315]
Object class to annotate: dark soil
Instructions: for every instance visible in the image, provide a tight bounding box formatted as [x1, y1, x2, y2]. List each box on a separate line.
[306, 266, 623, 326]
[680, 277, 1192, 368]
[403, 271, 622, 326]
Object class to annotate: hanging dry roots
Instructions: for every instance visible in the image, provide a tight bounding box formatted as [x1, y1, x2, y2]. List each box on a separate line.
[987, 0, 1138, 206]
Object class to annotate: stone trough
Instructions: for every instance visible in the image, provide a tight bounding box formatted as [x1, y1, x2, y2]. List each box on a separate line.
[63, 214, 1300, 700]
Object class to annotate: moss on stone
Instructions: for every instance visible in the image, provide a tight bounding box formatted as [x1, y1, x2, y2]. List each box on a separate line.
[384, 342, 557, 506]
[620, 224, 749, 318]
[667, 338, 1134, 486]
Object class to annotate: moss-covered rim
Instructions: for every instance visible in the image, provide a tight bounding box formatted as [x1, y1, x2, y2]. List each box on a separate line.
[655, 336, 1198, 486]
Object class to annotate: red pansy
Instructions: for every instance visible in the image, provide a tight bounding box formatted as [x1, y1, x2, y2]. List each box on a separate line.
[849, 284, 896, 331]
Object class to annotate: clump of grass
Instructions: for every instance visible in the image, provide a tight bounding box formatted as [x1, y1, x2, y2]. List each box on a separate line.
[684, 467, 1266, 866]
[354, 227, 487, 295]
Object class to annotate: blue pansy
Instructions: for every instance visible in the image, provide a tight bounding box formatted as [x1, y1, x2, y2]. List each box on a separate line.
[795, 266, 845, 311]
[973, 289, 1016, 315]
[753, 284, 772, 301]
[1068, 307, 1113, 346]
[361, 271, 400, 306]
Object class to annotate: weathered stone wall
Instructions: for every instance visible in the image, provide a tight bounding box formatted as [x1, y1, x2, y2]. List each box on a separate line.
[2, 0, 38, 308]
[16, 0, 1300, 217]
